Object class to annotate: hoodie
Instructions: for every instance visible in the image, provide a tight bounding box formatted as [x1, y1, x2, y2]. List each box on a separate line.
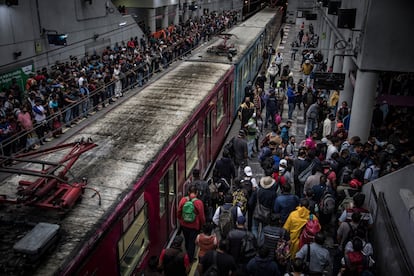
[283, 206, 316, 258]
[246, 256, 280, 276]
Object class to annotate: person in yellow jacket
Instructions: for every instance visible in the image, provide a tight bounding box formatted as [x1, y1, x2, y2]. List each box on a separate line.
[328, 90, 340, 114]
[283, 198, 318, 259]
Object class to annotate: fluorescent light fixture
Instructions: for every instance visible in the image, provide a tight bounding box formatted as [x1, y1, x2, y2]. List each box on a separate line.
[119, 22, 127, 26]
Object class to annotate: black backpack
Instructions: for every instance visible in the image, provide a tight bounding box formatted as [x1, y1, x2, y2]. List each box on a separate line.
[240, 231, 256, 262]
[203, 251, 219, 276]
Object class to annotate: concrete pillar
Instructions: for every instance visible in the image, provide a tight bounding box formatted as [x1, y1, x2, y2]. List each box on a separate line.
[339, 55, 356, 107]
[333, 49, 344, 73]
[328, 32, 336, 70]
[147, 9, 156, 34]
[174, 5, 179, 25]
[163, 6, 169, 28]
[183, 1, 189, 22]
[348, 70, 379, 142]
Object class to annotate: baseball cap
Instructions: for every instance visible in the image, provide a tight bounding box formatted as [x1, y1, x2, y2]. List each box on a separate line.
[279, 159, 288, 167]
[321, 137, 329, 144]
[237, 216, 246, 225]
[244, 166, 253, 176]
[337, 122, 344, 128]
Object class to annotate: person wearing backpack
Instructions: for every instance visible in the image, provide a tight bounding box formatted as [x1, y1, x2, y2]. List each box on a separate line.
[227, 216, 258, 269]
[283, 198, 317, 260]
[246, 247, 281, 276]
[213, 150, 236, 186]
[335, 212, 367, 275]
[258, 213, 290, 272]
[338, 193, 373, 230]
[273, 183, 300, 224]
[158, 236, 191, 276]
[198, 239, 238, 276]
[177, 185, 206, 262]
[311, 175, 335, 227]
[340, 237, 373, 276]
[249, 171, 278, 239]
[212, 194, 243, 240]
[295, 232, 330, 275]
[190, 168, 212, 220]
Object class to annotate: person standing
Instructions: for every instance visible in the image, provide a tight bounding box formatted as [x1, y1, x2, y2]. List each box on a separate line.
[268, 61, 279, 88]
[305, 99, 321, 138]
[287, 85, 296, 120]
[177, 185, 206, 261]
[301, 60, 314, 88]
[232, 129, 249, 176]
[227, 216, 257, 267]
[264, 88, 279, 129]
[213, 151, 236, 186]
[188, 168, 211, 219]
[246, 115, 259, 159]
[283, 198, 317, 259]
[198, 239, 238, 276]
[249, 172, 277, 239]
[323, 113, 335, 138]
[238, 96, 255, 130]
[32, 98, 50, 145]
[195, 223, 218, 261]
[295, 232, 330, 275]
[258, 213, 290, 262]
[158, 236, 191, 276]
[246, 247, 281, 276]
[274, 52, 284, 77]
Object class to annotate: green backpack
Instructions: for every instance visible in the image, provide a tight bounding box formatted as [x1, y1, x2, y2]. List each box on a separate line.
[182, 197, 197, 222]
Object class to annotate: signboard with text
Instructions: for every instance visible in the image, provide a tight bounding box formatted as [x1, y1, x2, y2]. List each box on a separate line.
[0, 65, 34, 93]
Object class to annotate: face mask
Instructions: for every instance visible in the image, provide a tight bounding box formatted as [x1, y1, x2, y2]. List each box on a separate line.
[279, 167, 286, 174]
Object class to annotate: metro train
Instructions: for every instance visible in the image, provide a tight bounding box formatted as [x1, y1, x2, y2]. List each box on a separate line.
[189, 7, 283, 114]
[0, 7, 282, 276]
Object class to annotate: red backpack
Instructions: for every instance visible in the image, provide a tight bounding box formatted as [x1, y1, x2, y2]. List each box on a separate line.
[299, 214, 321, 248]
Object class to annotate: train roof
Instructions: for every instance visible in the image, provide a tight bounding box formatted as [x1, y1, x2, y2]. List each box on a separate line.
[188, 8, 278, 64]
[0, 61, 232, 275]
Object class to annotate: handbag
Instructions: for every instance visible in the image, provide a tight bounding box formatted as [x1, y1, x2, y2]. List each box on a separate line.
[298, 160, 316, 184]
[253, 189, 271, 222]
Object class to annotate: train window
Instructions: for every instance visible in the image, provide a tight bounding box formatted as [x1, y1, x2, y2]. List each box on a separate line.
[185, 133, 198, 178]
[159, 178, 166, 216]
[217, 88, 224, 124]
[118, 206, 149, 276]
[159, 162, 177, 217]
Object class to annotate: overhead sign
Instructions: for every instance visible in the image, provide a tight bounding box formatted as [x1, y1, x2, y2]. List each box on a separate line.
[313, 72, 345, 90]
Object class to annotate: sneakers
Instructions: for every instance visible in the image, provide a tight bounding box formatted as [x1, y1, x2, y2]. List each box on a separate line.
[44, 138, 52, 142]
[32, 144, 40, 150]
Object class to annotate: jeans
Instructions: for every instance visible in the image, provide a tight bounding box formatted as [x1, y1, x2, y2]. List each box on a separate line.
[65, 108, 72, 126]
[181, 226, 199, 260]
[288, 102, 295, 119]
[265, 110, 276, 128]
[247, 138, 255, 158]
[306, 118, 317, 137]
[82, 96, 90, 117]
[303, 74, 311, 87]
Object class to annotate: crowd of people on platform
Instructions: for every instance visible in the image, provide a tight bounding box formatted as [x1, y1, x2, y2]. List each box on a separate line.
[148, 22, 414, 276]
[0, 10, 239, 164]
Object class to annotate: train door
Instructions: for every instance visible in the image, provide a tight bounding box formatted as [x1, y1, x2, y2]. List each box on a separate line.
[204, 111, 212, 171]
[159, 161, 178, 242]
